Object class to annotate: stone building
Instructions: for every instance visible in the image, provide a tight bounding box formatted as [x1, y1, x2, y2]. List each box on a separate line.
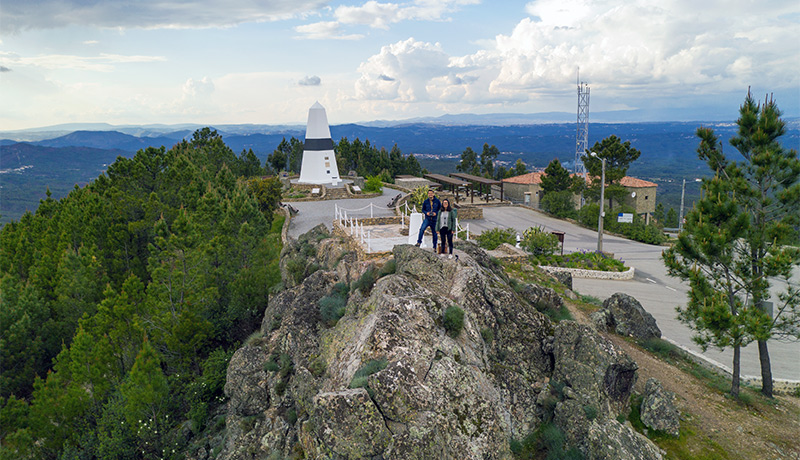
[501, 172, 657, 221]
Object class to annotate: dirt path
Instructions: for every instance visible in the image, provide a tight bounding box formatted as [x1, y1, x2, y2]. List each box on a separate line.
[564, 299, 800, 460]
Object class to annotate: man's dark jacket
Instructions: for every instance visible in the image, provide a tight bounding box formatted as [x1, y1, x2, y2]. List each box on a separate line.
[421, 197, 441, 220]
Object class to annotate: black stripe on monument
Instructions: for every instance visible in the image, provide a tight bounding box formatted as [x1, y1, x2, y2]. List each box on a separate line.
[304, 138, 335, 150]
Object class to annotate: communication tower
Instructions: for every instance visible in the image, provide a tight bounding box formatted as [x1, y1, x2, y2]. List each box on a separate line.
[575, 73, 590, 177]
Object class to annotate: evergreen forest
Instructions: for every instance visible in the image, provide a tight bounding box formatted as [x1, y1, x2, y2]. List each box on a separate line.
[0, 128, 284, 459]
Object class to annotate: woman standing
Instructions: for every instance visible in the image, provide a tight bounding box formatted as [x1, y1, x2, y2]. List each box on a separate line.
[436, 199, 458, 258]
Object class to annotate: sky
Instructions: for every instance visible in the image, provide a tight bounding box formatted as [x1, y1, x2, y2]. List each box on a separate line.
[1, 0, 799, 130]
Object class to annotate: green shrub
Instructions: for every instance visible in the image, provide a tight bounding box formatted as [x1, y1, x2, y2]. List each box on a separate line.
[405, 186, 430, 214]
[363, 175, 383, 193]
[443, 306, 465, 338]
[477, 227, 518, 250]
[579, 203, 600, 228]
[521, 227, 558, 256]
[352, 267, 377, 294]
[541, 190, 577, 218]
[533, 251, 626, 272]
[309, 358, 326, 378]
[377, 258, 396, 277]
[319, 295, 347, 327]
[319, 282, 350, 327]
[480, 327, 494, 344]
[583, 404, 598, 421]
[349, 358, 388, 397]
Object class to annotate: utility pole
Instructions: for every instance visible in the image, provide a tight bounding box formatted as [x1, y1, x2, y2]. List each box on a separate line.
[679, 178, 686, 232]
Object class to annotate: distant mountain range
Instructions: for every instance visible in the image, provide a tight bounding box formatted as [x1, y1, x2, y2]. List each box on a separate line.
[2, 117, 798, 225]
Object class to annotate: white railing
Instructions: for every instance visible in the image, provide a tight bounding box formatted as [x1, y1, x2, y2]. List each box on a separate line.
[334, 203, 374, 252]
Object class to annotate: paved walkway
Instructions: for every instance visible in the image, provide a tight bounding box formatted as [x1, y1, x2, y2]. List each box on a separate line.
[286, 195, 799, 381]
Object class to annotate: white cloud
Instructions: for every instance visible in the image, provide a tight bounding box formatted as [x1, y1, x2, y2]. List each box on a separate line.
[294, 21, 364, 40]
[335, 0, 479, 28]
[1, 0, 328, 34]
[352, 0, 800, 111]
[0, 52, 166, 72]
[182, 77, 214, 98]
[355, 38, 452, 101]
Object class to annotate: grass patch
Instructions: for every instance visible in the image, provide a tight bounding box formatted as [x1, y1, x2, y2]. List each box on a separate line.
[480, 327, 494, 344]
[627, 393, 730, 459]
[349, 358, 388, 397]
[319, 282, 350, 327]
[510, 422, 584, 460]
[443, 305, 465, 338]
[534, 300, 573, 322]
[270, 214, 286, 234]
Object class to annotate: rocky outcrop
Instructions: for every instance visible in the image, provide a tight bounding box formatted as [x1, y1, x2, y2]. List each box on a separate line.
[591, 292, 661, 341]
[640, 378, 680, 437]
[219, 234, 664, 459]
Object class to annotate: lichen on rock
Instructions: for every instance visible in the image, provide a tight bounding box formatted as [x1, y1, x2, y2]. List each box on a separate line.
[219, 230, 663, 459]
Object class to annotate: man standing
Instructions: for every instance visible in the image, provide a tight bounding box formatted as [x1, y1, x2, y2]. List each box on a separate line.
[416, 189, 441, 249]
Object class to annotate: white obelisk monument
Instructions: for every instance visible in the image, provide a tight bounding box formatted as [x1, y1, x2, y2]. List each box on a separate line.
[298, 102, 341, 186]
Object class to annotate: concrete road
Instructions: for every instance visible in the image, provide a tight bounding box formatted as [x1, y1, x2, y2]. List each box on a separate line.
[472, 206, 800, 382]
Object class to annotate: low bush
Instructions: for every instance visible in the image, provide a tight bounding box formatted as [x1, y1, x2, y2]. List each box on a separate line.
[477, 227, 518, 250]
[377, 258, 396, 277]
[521, 227, 558, 256]
[480, 327, 494, 344]
[319, 282, 350, 327]
[319, 295, 346, 327]
[533, 250, 626, 272]
[443, 305, 465, 338]
[352, 267, 378, 294]
[363, 175, 383, 193]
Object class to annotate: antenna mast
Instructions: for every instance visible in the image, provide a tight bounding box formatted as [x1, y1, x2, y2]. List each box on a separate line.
[575, 71, 590, 177]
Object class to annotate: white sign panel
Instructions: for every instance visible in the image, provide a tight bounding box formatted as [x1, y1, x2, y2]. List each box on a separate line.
[617, 213, 634, 223]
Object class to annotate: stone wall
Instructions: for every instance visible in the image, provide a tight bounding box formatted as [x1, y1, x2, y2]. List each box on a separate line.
[539, 265, 635, 280]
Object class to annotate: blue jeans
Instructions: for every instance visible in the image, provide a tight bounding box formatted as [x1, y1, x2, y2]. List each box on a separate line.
[417, 217, 438, 248]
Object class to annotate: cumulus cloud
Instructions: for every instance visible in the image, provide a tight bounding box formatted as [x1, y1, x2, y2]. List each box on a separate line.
[355, 38, 453, 101]
[1, 0, 328, 34]
[294, 21, 364, 40]
[353, 0, 800, 110]
[0, 66, 11, 72]
[299, 75, 322, 86]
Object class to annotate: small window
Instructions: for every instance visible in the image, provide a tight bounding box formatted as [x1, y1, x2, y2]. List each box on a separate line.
[645, 195, 649, 200]
[324, 156, 329, 160]
[325, 162, 331, 167]
[326, 170, 330, 174]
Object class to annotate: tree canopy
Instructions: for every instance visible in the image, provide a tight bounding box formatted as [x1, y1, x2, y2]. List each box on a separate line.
[0, 129, 284, 459]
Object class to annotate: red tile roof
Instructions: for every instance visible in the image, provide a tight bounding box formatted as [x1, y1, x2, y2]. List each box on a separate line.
[503, 171, 656, 188]
[502, 171, 545, 185]
[620, 176, 657, 188]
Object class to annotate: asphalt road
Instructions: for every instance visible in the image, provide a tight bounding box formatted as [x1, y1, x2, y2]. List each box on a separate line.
[472, 206, 800, 382]
[286, 193, 799, 381]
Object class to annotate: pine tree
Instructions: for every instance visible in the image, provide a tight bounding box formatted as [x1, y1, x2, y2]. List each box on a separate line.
[726, 91, 800, 397]
[664, 94, 800, 397]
